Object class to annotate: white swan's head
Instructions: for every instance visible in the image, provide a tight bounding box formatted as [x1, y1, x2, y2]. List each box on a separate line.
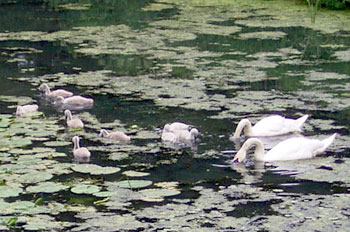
[232, 149, 247, 163]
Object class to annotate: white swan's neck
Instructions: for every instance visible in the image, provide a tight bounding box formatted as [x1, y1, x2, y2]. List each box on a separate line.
[234, 119, 253, 138]
[242, 138, 265, 161]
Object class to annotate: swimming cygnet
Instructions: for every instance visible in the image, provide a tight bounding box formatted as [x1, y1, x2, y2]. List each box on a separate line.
[16, 104, 39, 116]
[163, 122, 190, 133]
[64, 110, 84, 129]
[161, 131, 179, 143]
[39, 83, 73, 99]
[99, 129, 131, 143]
[72, 136, 91, 159]
[55, 95, 94, 106]
[176, 128, 199, 141]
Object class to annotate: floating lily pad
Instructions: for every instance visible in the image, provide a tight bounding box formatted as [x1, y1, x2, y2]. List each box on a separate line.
[122, 170, 150, 177]
[138, 188, 181, 202]
[115, 180, 153, 189]
[18, 171, 53, 184]
[0, 185, 23, 198]
[71, 184, 100, 195]
[43, 141, 71, 147]
[72, 164, 121, 175]
[26, 182, 69, 193]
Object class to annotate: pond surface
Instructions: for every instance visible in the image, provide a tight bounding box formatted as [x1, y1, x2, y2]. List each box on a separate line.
[0, 0, 350, 231]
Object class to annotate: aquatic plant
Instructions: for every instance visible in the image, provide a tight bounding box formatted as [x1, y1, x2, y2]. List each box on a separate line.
[307, 0, 321, 23]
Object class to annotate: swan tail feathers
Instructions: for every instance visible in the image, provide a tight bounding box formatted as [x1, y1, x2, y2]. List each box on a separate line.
[321, 133, 337, 150]
[296, 114, 309, 128]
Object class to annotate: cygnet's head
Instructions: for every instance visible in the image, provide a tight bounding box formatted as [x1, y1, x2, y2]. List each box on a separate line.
[99, 129, 108, 137]
[163, 124, 171, 133]
[190, 128, 199, 136]
[39, 83, 49, 91]
[55, 96, 65, 104]
[15, 106, 23, 116]
[72, 135, 80, 144]
[64, 109, 72, 118]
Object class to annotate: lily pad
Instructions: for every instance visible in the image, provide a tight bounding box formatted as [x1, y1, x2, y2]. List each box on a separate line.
[115, 180, 153, 189]
[0, 185, 23, 198]
[122, 170, 150, 177]
[71, 184, 100, 195]
[72, 164, 121, 175]
[26, 182, 69, 193]
[138, 188, 181, 202]
[18, 171, 53, 184]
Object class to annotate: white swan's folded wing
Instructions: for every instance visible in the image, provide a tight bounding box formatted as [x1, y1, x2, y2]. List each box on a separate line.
[264, 137, 325, 162]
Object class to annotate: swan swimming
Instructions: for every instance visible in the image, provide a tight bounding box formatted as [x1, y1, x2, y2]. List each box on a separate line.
[161, 122, 199, 144]
[39, 83, 73, 99]
[161, 131, 179, 143]
[232, 133, 336, 163]
[99, 129, 131, 143]
[176, 128, 199, 141]
[16, 104, 39, 116]
[55, 96, 94, 106]
[64, 110, 84, 129]
[233, 115, 309, 138]
[72, 136, 91, 159]
[163, 122, 190, 133]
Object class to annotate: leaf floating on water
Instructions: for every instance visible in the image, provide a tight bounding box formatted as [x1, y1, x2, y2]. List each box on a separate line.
[19, 171, 53, 184]
[71, 184, 100, 195]
[122, 170, 150, 177]
[115, 180, 153, 189]
[26, 182, 69, 193]
[71, 164, 121, 175]
[138, 188, 181, 202]
[43, 141, 71, 147]
[0, 185, 23, 198]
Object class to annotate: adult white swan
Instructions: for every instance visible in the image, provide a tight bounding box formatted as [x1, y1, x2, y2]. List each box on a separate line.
[233, 115, 309, 138]
[232, 133, 336, 163]
[64, 110, 84, 129]
[39, 83, 73, 99]
[72, 136, 91, 159]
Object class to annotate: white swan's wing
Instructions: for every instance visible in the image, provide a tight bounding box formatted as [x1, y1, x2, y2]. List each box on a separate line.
[264, 137, 324, 162]
[252, 115, 287, 136]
